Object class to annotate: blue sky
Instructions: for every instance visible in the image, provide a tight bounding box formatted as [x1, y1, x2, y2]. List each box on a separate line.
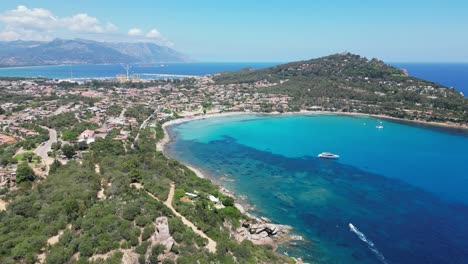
[0, 0, 467, 62]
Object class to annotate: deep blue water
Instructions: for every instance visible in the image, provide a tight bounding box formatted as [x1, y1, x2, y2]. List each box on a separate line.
[392, 63, 468, 96]
[0, 62, 466, 97]
[166, 114, 468, 264]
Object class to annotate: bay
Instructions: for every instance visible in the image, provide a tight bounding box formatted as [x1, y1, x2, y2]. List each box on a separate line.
[166, 114, 468, 264]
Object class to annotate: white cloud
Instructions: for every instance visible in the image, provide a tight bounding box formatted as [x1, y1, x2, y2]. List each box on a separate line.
[0, 5, 58, 32]
[0, 5, 117, 40]
[128, 28, 144, 36]
[0, 5, 173, 47]
[146, 28, 161, 38]
[62, 14, 118, 33]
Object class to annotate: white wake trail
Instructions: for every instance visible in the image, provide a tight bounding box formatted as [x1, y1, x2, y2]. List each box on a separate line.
[349, 223, 388, 264]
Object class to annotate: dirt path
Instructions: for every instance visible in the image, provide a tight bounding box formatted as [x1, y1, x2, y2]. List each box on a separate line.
[164, 183, 217, 253]
[139, 182, 217, 253]
[95, 164, 106, 200]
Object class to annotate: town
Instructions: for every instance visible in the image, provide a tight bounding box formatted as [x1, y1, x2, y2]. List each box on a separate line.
[0, 76, 298, 264]
[0, 76, 292, 200]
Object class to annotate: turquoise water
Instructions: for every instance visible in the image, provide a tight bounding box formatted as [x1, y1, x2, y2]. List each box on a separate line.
[166, 114, 468, 263]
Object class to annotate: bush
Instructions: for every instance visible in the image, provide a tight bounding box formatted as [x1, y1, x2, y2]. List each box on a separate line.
[162, 259, 175, 264]
[135, 241, 150, 255]
[142, 224, 155, 241]
[151, 244, 165, 256]
[16, 162, 35, 184]
[122, 206, 140, 221]
[61, 144, 76, 159]
[135, 215, 150, 227]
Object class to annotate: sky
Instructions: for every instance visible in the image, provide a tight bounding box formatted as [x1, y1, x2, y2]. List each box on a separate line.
[0, 0, 467, 62]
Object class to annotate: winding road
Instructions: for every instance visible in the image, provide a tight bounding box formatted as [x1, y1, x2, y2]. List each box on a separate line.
[34, 128, 57, 172]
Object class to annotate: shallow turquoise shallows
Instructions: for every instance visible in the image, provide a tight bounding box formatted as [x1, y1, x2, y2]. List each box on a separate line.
[166, 114, 468, 264]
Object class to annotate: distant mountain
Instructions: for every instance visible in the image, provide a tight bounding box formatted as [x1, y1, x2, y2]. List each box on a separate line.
[214, 53, 468, 124]
[0, 39, 190, 66]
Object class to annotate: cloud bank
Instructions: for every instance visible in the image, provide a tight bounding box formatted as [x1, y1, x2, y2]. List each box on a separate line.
[0, 5, 171, 46]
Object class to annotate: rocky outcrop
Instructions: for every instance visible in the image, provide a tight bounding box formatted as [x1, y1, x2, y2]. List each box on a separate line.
[121, 249, 139, 264]
[144, 217, 176, 263]
[155, 217, 175, 253]
[234, 217, 294, 248]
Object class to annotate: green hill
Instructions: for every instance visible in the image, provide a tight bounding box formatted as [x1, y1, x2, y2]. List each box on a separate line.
[215, 53, 468, 124]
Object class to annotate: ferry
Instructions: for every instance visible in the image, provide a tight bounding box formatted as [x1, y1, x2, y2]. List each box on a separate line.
[318, 152, 340, 159]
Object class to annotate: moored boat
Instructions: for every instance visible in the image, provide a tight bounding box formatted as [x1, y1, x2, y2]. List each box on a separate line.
[318, 152, 340, 159]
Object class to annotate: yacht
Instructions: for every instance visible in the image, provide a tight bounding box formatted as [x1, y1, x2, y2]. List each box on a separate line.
[318, 152, 340, 159]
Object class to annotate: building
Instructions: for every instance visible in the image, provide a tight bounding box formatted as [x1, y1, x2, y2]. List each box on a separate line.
[78, 130, 96, 144]
[0, 134, 16, 144]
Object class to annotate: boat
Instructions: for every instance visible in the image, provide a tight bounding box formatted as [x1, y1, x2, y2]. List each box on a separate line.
[376, 125, 384, 129]
[318, 152, 340, 159]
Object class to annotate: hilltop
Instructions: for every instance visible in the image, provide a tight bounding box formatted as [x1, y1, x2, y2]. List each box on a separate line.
[214, 53, 468, 124]
[0, 39, 190, 66]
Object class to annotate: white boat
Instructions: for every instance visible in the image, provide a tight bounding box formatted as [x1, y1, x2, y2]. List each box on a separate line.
[318, 152, 340, 159]
[376, 125, 384, 129]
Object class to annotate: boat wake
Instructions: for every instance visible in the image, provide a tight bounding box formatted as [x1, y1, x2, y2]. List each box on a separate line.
[349, 223, 388, 264]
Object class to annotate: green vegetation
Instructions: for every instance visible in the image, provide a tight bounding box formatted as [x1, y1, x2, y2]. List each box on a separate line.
[62, 122, 99, 141]
[106, 105, 123, 116]
[15, 162, 35, 184]
[125, 105, 154, 123]
[40, 112, 78, 131]
[0, 123, 291, 264]
[0, 162, 99, 263]
[215, 53, 468, 123]
[0, 143, 19, 167]
[17, 124, 49, 150]
[61, 144, 76, 159]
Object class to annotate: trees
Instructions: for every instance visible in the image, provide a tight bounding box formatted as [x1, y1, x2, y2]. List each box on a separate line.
[61, 144, 76, 159]
[51, 141, 62, 151]
[49, 159, 62, 174]
[22, 152, 34, 163]
[16, 162, 35, 184]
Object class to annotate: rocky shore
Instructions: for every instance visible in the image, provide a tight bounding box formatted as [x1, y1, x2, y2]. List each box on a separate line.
[234, 217, 295, 247]
[157, 112, 305, 255]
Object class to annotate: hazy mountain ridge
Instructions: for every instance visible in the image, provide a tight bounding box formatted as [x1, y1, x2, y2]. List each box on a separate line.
[0, 39, 190, 66]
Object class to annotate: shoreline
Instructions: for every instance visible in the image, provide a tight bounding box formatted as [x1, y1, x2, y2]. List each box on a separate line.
[155, 109, 466, 259]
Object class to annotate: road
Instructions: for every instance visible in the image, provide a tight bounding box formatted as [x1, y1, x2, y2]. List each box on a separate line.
[131, 107, 159, 149]
[34, 128, 57, 171]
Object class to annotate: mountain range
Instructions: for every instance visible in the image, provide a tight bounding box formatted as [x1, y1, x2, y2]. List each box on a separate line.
[0, 39, 190, 66]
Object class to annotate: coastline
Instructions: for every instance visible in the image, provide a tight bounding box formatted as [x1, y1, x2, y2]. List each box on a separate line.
[155, 109, 467, 259]
[156, 111, 307, 255]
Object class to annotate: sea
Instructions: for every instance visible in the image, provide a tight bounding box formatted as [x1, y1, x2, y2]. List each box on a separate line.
[166, 114, 468, 264]
[1, 61, 467, 263]
[0, 62, 466, 96]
